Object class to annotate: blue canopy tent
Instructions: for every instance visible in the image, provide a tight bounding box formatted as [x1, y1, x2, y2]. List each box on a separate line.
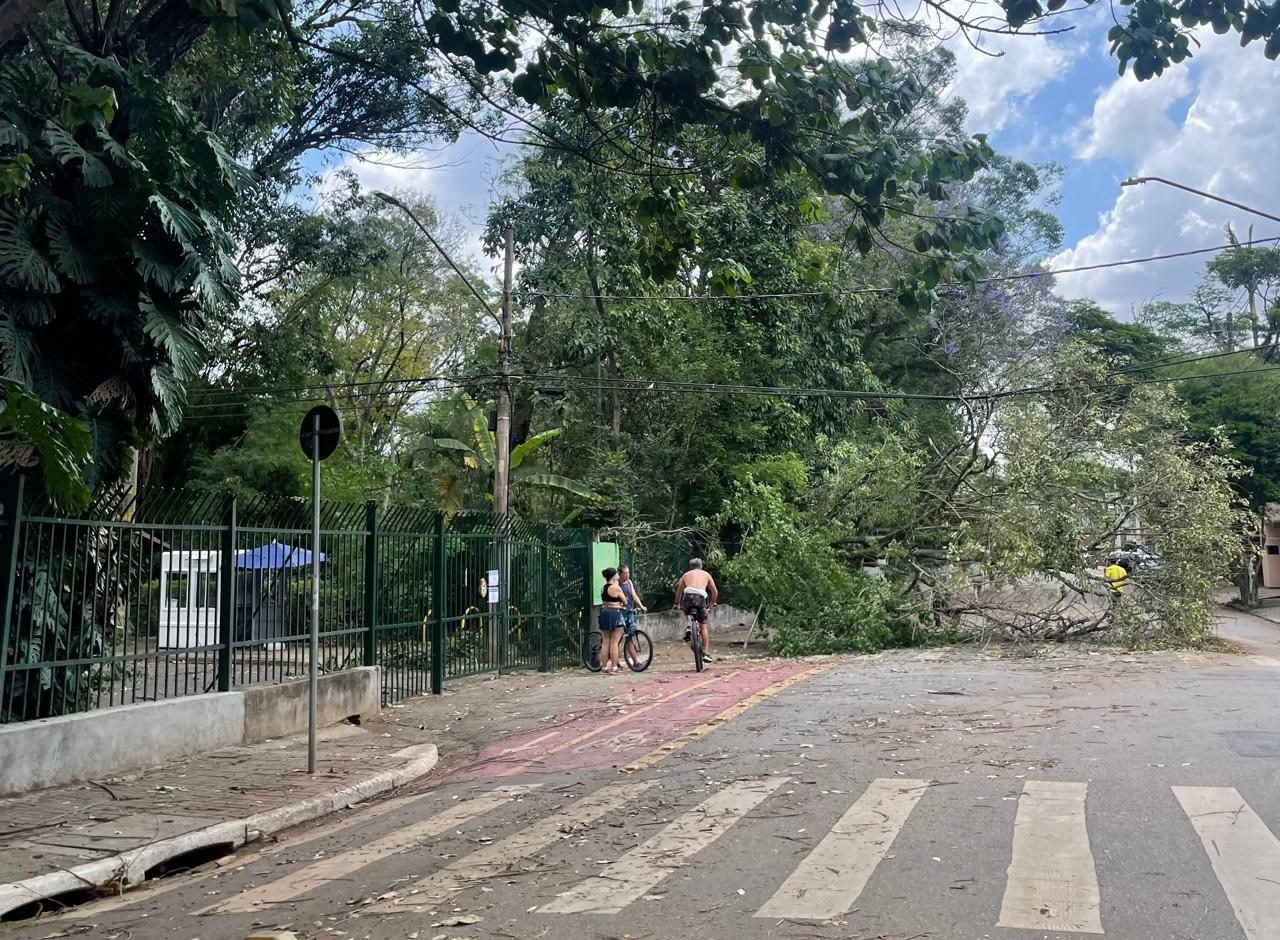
[233, 541, 327, 643]
[236, 541, 326, 570]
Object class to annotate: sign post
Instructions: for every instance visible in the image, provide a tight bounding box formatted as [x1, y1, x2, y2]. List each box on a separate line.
[299, 405, 341, 775]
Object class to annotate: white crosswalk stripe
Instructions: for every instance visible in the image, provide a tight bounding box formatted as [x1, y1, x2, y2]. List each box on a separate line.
[755, 777, 927, 921]
[1175, 786, 1280, 940]
[998, 778, 1100, 937]
[203, 787, 536, 914]
[363, 778, 659, 915]
[542, 776, 788, 914]
[998, 780, 1103, 934]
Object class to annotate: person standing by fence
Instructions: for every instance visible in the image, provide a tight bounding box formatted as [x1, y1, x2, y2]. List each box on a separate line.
[619, 564, 647, 666]
[618, 565, 647, 625]
[599, 567, 627, 674]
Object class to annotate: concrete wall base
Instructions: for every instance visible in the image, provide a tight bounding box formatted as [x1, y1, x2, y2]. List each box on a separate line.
[0, 667, 381, 796]
[243, 668, 380, 743]
[632, 603, 757, 641]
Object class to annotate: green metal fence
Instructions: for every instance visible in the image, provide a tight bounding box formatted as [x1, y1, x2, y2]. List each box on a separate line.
[611, 530, 698, 611]
[0, 477, 594, 724]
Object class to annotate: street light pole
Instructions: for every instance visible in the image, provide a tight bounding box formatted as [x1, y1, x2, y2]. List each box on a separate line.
[1121, 176, 1280, 225]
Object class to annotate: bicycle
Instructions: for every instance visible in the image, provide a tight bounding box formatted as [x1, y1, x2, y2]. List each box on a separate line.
[678, 604, 711, 672]
[582, 628, 604, 672]
[583, 611, 652, 673]
[622, 611, 652, 672]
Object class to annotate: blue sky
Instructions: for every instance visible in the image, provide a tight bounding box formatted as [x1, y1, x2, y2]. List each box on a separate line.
[320, 10, 1280, 316]
[944, 9, 1280, 313]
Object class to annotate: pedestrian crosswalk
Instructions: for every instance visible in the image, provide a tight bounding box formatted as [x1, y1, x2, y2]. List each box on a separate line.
[203, 787, 531, 915]
[171, 775, 1280, 937]
[541, 777, 786, 915]
[366, 779, 658, 914]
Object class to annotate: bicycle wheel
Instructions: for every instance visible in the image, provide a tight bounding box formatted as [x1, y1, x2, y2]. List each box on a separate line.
[582, 630, 603, 672]
[689, 619, 704, 672]
[624, 629, 653, 672]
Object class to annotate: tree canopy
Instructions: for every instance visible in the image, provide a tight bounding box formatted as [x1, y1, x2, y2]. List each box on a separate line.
[0, 0, 1272, 647]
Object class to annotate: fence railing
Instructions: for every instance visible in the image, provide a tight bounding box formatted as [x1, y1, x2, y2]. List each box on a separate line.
[0, 478, 594, 724]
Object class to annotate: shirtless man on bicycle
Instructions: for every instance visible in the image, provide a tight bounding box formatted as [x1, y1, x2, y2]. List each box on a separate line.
[673, 558, 718, 663]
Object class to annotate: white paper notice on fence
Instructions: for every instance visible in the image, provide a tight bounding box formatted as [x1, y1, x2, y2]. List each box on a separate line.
[487, 569, 500, 603]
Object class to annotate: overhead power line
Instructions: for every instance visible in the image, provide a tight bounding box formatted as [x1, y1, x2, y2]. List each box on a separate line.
[175, 362, 1280, 422]
[180, 346, 1280, 421]
[508, 363, 1280, 403]
[526, 236, 1280, 304]
[188, 373, 491, 403]
[1104, 343, 1278, 378]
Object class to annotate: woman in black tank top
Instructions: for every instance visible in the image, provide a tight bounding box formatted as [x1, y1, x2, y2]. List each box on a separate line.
[599, 567, 626, 674]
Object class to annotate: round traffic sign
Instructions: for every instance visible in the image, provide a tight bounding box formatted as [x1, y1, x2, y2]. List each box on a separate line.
[299, 405, 341, 461]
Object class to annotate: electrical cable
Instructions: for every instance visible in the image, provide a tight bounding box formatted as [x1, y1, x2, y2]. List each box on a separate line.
[525, 236, 1280, 304]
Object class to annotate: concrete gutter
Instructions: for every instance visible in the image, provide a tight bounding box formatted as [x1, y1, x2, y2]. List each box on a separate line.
[0, 743, 438, 919]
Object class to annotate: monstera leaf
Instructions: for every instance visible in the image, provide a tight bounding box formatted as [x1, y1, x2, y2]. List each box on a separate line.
[0, 379, 91, 511]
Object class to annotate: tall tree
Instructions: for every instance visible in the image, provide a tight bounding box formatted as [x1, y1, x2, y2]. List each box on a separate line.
[1207, 229, 1280, 349]
[169, 193, 490, 504]
[1140, 275, 1245, 352]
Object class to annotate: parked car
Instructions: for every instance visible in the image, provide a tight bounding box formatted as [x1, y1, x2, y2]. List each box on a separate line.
[1107, 546, 1160, 572]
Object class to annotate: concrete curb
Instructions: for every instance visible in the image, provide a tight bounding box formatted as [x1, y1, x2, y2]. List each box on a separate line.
[0, 743, 439, 919]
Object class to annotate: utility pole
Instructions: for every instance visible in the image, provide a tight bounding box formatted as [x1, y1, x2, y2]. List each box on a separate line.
[491, 229, 514, 672]
[495, 228, 513, 516]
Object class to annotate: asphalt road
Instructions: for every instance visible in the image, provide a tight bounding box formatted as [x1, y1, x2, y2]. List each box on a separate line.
[9, 634, 1280, 940]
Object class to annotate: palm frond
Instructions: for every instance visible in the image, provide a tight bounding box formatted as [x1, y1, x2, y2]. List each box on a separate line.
[46, 214, 97, 284]
[41, 121, 111, 187]
[131, 239, 181, 293]
[510, 427, 563, 470]
[93, 125, 140, 170]
[148, 364, 188, 434]
[0, 120, 28, 148]
[12, 296, 54, 327]
[510, 469, 599, 501]
[202, 132, 255, 192]
[0, 312, 35, 383]
[140, 295, 203, 378]
[149, 193, 205, 255]
[438, 472, 465, 516]
[83, 289, 136, 324]
[432, 436, 477, 456]
[469, 404, 495, 468]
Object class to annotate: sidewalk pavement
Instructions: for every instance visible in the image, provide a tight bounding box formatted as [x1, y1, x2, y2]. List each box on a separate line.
[1216, 606, 1280, 654]
[0, 721, 438, 919]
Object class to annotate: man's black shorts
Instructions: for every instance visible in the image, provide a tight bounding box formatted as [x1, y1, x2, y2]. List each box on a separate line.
[681, 599, 708, 624]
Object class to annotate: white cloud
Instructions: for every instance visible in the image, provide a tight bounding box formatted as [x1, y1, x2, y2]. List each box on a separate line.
[945, 32, 1074, 133]
[1072, 68, 1192, 161]
[311, 134, 512, 270]
[1051, 33, 1280, 314]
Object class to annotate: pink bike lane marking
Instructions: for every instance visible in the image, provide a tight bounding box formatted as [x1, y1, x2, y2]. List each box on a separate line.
[455, 660, 814, 781]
